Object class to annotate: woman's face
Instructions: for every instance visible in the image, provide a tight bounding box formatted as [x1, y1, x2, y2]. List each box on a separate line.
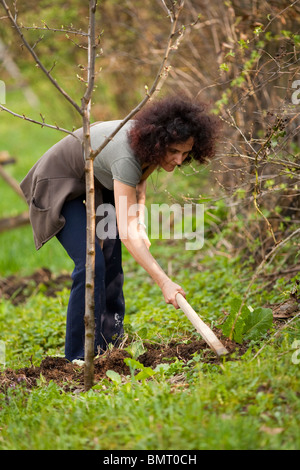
[160, 137, 194, 172]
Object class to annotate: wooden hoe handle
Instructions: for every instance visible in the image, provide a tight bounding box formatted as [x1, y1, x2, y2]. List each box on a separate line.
[176, 293, 228, 358]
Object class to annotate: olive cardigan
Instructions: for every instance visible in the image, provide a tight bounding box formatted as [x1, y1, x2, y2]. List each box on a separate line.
[20, 127, 93, 250]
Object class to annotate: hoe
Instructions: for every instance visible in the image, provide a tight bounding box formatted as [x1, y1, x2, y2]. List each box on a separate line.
[176, 293, 228, 357]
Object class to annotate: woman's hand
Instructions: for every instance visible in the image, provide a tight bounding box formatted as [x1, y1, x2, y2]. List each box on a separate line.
[160, 279, 186, 309]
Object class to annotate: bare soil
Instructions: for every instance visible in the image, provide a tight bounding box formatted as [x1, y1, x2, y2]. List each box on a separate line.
[0, 267, 71, 305]
[0, 333, 242, 393]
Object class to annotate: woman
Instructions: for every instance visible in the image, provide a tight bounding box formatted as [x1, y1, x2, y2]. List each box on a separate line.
[20, 96, 220, 362]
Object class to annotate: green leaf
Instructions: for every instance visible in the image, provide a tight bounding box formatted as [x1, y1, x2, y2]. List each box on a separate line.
[292, 34, 300, 45]
[124, 357, 144, 371]
[136, 327, 148, 339]
[238, 38, 249, 49]
[124, 358, 156, 381]
[220, 298, 251, 343]
[135, 367, 156, 381]
[220, 63, 229, 71]
[125, 340, 145, 359]
[243, 307, 273, 341]
[254, 26, 263, 35]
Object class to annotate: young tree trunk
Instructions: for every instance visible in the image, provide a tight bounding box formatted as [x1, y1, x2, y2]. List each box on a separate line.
[82, 0, 97, 392]
[83, 133, 96, 391]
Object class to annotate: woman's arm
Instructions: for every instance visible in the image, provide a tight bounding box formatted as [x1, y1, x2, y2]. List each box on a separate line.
[114, 180, 185, 308]
[135, 179, 151, 249]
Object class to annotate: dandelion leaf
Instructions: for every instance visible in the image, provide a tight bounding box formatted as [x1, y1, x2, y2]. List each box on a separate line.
[221, 298, 251, 344]
[243, 307, 273, 341]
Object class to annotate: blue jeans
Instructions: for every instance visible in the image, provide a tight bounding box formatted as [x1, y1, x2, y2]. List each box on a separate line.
[56, 190, 125, 361]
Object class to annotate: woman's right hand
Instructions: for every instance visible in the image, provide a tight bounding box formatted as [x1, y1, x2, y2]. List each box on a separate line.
[161, 279, 186, 309]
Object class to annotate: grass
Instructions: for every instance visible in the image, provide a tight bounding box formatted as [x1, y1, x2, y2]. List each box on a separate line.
[0, 91, 299, 451]
[0, 340, 299, 450]
[0, 237, 299, 450]
[0, 89, 75, 276]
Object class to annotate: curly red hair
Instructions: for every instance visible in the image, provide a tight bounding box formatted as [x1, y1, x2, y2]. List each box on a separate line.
[128, 95, 221, 166]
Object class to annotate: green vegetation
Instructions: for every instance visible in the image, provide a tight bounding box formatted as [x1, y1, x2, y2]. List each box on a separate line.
[0, 351, 299, 450]
[0, 0, 299, 451]
[0, 123, 299, 448]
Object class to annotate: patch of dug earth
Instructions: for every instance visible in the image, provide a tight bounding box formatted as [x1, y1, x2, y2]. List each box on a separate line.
[0, 331, 242, 393]
[139, 332, 241, 369]
[0, 268, 72, 305]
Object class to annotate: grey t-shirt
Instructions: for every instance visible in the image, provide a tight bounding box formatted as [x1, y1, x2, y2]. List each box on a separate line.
[90, 120, 142, 190]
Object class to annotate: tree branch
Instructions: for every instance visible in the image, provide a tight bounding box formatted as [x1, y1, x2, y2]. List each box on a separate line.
[0, 211, 29, 233]
[20, 23, 89, 36]
[0, 104, 80, 139]
[90, 0, 185, 161]
[0, 163, 26, 200]
[252, 311, 300, 361]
